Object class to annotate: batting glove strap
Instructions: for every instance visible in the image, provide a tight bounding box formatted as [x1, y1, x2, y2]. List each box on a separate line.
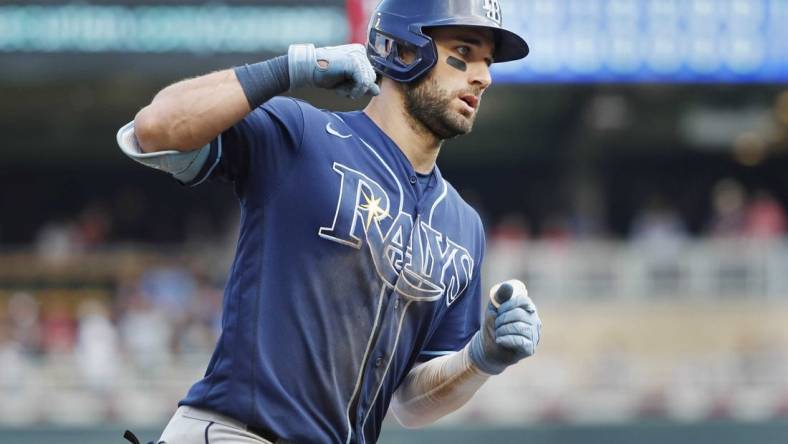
[288, 43, 317, 89]
[469, 330, 506, 375]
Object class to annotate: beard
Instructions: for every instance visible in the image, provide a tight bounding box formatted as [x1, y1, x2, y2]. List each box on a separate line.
[402, 74, 479, 141]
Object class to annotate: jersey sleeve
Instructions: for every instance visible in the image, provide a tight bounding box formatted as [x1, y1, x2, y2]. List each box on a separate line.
[418, 229, 485, 362]
[179, 97, 305, 197]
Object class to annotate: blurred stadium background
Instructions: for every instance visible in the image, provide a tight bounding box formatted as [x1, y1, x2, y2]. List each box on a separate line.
[1, 0, 788, 443]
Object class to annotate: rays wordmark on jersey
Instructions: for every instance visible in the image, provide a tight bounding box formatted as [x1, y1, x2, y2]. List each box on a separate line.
[319, 162, 473, 306]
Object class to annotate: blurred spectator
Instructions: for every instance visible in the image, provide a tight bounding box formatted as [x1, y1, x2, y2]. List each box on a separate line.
[631, 196, 688, 293]
[630, 196, 688, 250]
[542, 212, 573, 243]
[708, 179, 747, 237]
[487, 213, 532, 287]
[119, 290, 173, 373]
[6, 292, 42, 356]
[0, 311, 28, 391]
[75, 299, 119, 391]
[40, 299, 76, 356]
[74, 203, 111, 251]
[744, 190, 786, 239]
[140, 264, 197, 322]
[175, 318, 216, 356]
[173, 272, 222, 355]
[490, 213, 531, 243]
[34, 219, 79, 263]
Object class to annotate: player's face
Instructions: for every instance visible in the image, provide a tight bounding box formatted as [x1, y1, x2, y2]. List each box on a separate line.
[402, 27, 495, 140]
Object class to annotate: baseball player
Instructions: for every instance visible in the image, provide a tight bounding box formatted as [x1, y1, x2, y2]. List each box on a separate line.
[117, 0, 541, 443]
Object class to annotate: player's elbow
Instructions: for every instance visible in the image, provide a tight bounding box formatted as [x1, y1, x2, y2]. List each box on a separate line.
[134, 106, 209, 153]
[133, 106, 169, 153]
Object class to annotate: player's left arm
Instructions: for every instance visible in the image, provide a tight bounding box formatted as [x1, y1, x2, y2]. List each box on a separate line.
[390, 279, 541, 428]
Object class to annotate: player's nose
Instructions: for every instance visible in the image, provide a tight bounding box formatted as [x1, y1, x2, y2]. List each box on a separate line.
[469, 62, 492, 91]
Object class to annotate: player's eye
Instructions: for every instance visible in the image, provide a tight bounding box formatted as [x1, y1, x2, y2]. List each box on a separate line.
[456, 46, 471, 57]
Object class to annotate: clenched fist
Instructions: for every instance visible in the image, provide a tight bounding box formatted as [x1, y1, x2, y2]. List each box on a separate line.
[469, 279, 542, 375]
[288, 43, 380, 99]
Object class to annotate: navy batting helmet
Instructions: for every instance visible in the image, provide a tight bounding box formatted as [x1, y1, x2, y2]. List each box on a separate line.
[367, 0, 529, 83]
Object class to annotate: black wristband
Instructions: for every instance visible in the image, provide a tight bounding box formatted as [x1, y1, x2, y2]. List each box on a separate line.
[234, 55, 290, 110]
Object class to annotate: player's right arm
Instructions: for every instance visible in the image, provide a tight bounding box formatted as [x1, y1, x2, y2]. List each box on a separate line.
[133, 68, 252, 153]
[118, 44, 378, 182]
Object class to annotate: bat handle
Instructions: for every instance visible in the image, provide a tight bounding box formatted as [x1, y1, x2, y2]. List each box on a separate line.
[491, 283, 514, 308]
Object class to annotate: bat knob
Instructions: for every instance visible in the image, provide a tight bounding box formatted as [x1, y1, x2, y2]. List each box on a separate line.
[493, 283, 514, 307]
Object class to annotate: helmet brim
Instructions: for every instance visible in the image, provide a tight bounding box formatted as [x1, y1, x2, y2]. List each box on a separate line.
[492, 27, 529, 63]
[419, 22, 529, 64]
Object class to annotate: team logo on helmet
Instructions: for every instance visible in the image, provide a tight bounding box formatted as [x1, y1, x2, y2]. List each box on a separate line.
[483, 0, 502, 25]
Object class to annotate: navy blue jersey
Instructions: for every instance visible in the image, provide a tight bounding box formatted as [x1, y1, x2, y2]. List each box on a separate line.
[178, 97, 485, 444]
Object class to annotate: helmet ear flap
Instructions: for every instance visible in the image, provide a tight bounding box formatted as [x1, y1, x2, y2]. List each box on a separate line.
[370, 31, 395, 59]
[370, 31, 417, 69]
[367, 27, 438, 82]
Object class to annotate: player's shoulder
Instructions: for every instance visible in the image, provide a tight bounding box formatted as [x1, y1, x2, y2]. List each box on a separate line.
[251, 97, 344, 141]
[262, 96, 335, 122]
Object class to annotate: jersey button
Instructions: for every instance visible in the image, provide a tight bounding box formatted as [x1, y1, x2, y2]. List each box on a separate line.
[409, 176, 417, 185]
[393, 298, 399, 309]
[375, 356, 384, 367]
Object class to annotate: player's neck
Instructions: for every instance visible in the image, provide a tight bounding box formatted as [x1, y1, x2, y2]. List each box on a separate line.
[364, 94, 441, 175]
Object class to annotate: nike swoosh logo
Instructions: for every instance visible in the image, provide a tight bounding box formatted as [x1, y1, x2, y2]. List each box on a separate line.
[326, 122, 352, 139]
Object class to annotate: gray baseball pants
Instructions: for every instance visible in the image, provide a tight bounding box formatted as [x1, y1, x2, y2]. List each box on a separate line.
[158, 406, 276, 444]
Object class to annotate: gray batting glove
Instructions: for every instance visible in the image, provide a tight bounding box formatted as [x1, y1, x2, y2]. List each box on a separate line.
[469, 280, 542, 375]
[288, 43, 380, 100]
